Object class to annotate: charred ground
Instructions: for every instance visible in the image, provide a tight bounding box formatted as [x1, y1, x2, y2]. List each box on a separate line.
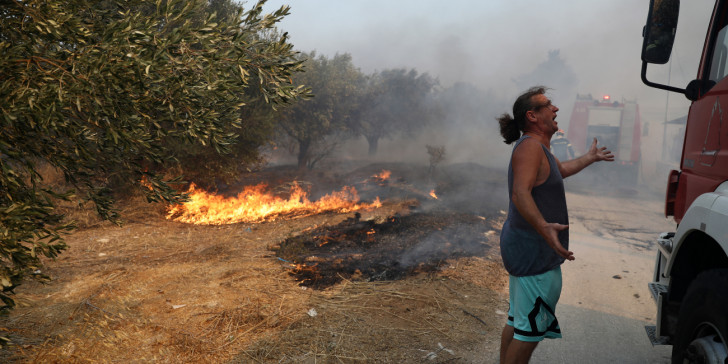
[0, 161, 511, 363]
[277, 209, 496, 289]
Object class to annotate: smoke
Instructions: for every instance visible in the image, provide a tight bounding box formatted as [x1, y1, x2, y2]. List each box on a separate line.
[259, 0, 715, 202]
[264, 0, 712, 118]
[397, 223, 491, 268]
[512, 50, 579, 130]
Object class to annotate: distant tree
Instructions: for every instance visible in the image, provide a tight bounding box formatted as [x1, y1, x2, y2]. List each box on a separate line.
[278, 52, 363, 169]
[426, 144, 446, 175]
[0, 0, 306, 312]
[512, 50, 578, 120]
[352, 69, 440, 156]
[513, 50, 577, 92]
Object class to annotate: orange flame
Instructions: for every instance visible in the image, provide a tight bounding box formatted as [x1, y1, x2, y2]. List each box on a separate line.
[167, 183, 382, 225]
[429, 189, 438, 199]
[140, 175, 153, 190]
[372, 170, 391, 181]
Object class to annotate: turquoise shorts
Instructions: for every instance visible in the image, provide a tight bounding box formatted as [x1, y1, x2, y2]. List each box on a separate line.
[506, 266, 563, 342]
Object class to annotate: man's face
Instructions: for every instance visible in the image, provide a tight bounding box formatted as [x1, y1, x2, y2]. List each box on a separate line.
[530, 94, 560, 134]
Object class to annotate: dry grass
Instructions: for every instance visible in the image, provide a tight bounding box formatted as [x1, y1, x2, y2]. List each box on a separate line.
[34, 162, 169, 229]
[238, 261, 507, 363]
[1, 164, 510, 363]
[3, 215, 312, 362]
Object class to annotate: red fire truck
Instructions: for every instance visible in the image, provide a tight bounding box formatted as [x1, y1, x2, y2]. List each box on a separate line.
[641, 0, 728, 362]
[567, 94, 642, 186]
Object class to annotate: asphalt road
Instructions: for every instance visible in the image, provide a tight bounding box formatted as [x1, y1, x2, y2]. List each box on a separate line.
[529, 190, 675, 363]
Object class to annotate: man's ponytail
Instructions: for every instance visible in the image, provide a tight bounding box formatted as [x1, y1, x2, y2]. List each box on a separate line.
[498, 113, 521, 144]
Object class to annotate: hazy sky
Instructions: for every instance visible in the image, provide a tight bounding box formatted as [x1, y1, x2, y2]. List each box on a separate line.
[259, 0, 716, 125]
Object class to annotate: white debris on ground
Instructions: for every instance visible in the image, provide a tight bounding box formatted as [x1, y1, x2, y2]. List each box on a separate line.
[422, 342, 455, 360]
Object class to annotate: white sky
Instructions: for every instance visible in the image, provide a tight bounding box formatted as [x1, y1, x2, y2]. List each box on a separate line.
[258, 0, 715, 124]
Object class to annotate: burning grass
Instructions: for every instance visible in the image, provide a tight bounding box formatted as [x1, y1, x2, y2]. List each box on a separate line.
[167, 182, 381, 225]
[0, 162, 510, 363]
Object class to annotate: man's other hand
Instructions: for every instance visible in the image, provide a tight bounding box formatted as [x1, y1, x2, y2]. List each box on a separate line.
[588, 138, 615, 162]
[545, 223, 574, 261]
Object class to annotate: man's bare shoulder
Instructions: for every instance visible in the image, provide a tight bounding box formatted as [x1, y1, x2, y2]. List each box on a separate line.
[513, 137, 543, 155]
[512, 137, 548, 171]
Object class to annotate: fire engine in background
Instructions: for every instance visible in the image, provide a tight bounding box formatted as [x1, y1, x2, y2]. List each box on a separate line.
[567, 94, 642, 186]
[641, 0, 728, 363]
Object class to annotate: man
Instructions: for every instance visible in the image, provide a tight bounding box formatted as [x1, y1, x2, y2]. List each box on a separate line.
[550, 130, 575, 161]
[496, 86, 614, 364]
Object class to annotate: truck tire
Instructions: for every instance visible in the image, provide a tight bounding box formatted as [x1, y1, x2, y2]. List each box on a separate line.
[671, 269, 728, 364]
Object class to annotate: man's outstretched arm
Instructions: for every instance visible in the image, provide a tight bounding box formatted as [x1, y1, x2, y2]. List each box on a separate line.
[558, 137, 614, 178]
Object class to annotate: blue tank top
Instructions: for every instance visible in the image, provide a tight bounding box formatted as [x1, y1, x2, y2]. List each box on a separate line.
[500, 135, 569, 276]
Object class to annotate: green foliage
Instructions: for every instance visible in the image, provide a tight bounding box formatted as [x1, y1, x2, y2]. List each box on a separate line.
[278, 52, 362, 169]
[169, 27, 295, 187]
[0, 0, 307, 312]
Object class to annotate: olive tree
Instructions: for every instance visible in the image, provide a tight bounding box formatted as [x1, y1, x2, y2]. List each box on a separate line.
[278, 52, 362, 169]
[0, 0, 307, 312]
[352, 69, 440, 156]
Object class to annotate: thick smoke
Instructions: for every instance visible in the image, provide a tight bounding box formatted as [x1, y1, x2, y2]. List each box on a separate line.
[260, 0, 717, 203]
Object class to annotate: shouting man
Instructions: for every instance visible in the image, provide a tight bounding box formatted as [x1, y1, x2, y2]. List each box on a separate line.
[496, 86, 614, 364]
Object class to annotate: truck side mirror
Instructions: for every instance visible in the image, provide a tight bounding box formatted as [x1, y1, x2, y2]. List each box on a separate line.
[641, 0, 680, 64]
[685, 79, 716, 101]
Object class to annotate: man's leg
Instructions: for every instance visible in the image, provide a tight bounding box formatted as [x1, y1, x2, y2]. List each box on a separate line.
[500, 324, 514, 363]
[501, 267, 562, 363]
[504, 338, 539, 364]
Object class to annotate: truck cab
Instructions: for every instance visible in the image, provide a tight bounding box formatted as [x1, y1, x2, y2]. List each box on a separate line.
[641, 1, 728, 362]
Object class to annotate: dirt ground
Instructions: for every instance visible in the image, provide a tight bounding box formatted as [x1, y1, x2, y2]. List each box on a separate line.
[0, 161, 512, 363]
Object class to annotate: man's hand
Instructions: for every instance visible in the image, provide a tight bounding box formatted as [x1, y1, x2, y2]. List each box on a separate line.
[558, 138, 614, 178]
[543, 222, 574, 261]
[588, 137, 615, 162]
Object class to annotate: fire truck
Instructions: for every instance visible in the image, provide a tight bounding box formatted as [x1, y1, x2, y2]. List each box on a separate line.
[566, 94, 642, 186]
[641, 0, 728, 362]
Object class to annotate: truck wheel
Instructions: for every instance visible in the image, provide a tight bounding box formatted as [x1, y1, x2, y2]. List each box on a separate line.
[671, 269, 728, 364]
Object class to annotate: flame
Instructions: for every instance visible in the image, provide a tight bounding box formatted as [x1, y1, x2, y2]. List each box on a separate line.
[167, 182, 381, 225]
[372, 170, 391, 181]
[371, 197, 382, 208]
[365, 228, 376, 242]
[429, 189, 438, 199]
[140, 175, 153, 190]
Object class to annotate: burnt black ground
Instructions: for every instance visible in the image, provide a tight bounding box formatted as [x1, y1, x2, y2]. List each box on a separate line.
[267, 161, 509, 289]
[274, 208, 499, 289]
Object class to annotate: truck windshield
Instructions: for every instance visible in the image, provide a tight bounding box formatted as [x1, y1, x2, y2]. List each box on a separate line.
[709, 25, 728, 82]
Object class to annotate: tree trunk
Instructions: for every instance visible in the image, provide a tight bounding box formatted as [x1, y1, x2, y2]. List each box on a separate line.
[366, 135, 379, 157]
[297, 139, 310, 170]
